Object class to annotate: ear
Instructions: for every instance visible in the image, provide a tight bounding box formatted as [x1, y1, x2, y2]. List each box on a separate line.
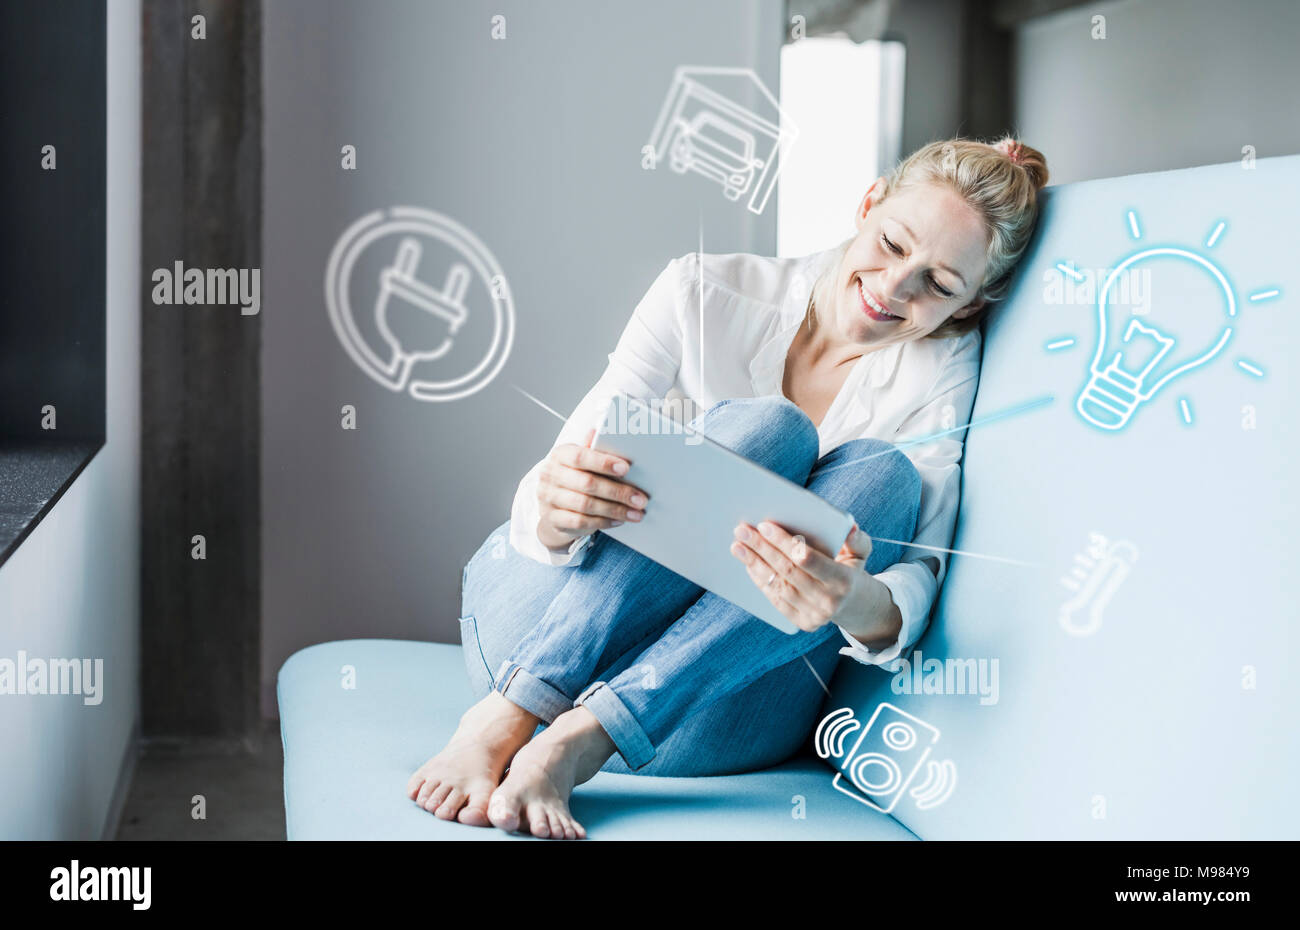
[852, 176, 888, 231]
[951, 297, 986, 320]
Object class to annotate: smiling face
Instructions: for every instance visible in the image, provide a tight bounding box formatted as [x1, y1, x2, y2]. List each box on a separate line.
[823, 179, 991, 348]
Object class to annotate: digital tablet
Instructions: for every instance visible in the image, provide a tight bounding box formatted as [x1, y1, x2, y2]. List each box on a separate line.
[592, 395, 855, 635]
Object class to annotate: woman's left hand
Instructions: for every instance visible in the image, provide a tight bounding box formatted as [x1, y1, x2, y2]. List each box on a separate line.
[730, 520, 874, 633]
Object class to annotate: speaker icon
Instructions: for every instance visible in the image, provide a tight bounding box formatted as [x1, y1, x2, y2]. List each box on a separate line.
[815, 703, 957, 814]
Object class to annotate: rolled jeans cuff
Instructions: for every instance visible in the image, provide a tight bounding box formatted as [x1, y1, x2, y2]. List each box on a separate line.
[575, 681, 655, 770]
[493, 660, 572, 723]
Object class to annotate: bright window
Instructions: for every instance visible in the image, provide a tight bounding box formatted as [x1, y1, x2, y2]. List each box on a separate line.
[777, 37, 905, 258]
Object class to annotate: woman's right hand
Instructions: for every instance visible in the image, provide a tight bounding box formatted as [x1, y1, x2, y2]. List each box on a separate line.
[536, 429, 648, 551]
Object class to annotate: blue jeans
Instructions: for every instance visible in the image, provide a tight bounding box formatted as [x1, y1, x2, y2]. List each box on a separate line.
[459, 396, 922, 776]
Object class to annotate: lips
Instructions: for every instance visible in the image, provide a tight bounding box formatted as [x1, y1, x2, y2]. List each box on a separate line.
[857, 277, 902, 322]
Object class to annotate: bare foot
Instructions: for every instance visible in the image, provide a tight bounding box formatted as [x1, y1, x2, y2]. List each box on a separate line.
[406, 692, 540, 826]
[488, 705, 614, 839]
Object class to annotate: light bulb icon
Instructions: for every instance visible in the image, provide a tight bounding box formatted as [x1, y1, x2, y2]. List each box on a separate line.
[1076, 247, 1234, 431]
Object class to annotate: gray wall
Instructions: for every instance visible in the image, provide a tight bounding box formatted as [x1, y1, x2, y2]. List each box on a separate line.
[0, 0, 140, 838]
[892, 0, 966, 154]
[1015, 0, 1300, 183]
[262, 0, 782, 713]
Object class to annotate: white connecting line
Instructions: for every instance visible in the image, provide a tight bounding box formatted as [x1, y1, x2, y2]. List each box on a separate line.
[512, 384, 568, 422]
[870, 536, 1039, 567]
[699, 213, 705, 391]
[801, 655, 832, 696]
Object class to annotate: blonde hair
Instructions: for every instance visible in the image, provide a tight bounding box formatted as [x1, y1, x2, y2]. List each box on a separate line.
[811, 135, 1049, 339]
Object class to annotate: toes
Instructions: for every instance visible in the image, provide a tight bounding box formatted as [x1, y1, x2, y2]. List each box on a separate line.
[422, 782, 454, 814]
[434, 787, 465, 820]
[414, 777, 440, 807]
[457, 792, 492, 827]
[527, 802, 551, 839]
[488, 794, 521, 833]
[565, 812, 587, 840]
[405, 771, 425, 800]
[554, 811, 581, 840]
[548, 811, 573, 841]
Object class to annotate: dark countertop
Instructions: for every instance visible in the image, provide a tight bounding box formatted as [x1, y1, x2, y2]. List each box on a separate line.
[0, 439, 102, 568]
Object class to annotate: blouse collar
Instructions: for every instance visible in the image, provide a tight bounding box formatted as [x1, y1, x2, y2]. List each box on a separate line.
[748, 249, 907, 403]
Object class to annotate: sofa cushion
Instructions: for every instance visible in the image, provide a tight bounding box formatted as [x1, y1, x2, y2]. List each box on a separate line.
[823, 156, 1300, 838]
[278, 639, 917, 840]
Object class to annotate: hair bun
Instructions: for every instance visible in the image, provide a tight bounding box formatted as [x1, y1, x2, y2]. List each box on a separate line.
[994, 136, 1049, 191]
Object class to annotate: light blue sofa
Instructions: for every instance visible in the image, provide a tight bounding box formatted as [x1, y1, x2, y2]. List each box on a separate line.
[279, 155, 1300, 840]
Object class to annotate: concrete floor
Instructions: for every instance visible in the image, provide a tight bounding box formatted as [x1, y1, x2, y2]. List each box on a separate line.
[114, 721, 286, 840]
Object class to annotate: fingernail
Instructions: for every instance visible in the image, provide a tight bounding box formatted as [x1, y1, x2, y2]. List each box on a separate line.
[734, 525, 752, 542]
[627, 510, 643, 522]
[609, 521, 624, 527]
[630, 493, 647, 508]
[759, 522, 778, 539]
[612, 461, 628, 475]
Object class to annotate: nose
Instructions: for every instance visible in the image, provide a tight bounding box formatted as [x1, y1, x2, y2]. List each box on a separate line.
[879, 263, 915, 306]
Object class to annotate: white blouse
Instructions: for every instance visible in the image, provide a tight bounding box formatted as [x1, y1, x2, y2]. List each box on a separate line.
[509, 248, 981, 671]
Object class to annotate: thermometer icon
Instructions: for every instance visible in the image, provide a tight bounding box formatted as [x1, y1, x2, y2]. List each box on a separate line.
[1059, 534, 1139, 636]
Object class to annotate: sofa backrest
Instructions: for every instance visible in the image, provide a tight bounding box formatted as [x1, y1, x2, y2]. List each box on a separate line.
[823, 155, 1300, 838]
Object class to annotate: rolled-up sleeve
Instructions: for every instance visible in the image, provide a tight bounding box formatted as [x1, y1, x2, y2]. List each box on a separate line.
[838, 334, 981, 670]
[509, 255, 690, 564]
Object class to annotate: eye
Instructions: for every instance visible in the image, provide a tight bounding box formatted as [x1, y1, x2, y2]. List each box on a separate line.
[881, 233, 903, 256]
[927, 274, 954, 299]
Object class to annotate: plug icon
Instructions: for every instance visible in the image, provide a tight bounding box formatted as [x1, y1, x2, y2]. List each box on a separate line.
[374, 236, 470, 391]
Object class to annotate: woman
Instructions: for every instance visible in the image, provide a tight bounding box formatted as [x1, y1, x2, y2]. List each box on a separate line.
[407, 137, 1049, 838]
